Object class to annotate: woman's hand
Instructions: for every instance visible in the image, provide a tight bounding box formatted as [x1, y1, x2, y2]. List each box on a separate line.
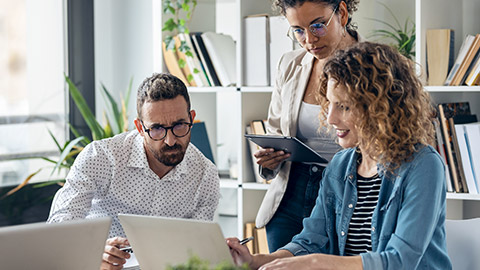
[226, 237, 254, 267]
[259, 254, 363, 270]
[100, 237, 131, 270]
[254, 148, 290, 170]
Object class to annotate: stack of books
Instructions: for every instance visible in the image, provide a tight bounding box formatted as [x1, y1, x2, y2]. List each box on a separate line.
[435, 102, 480, 194]
[438, 33, 480, 86]
[162, 32, 236, 87]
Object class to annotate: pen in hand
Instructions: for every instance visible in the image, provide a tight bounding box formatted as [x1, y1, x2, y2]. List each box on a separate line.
[239, 236, 254, 245]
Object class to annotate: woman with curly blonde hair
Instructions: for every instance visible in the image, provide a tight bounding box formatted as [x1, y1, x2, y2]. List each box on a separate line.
[228, 42, 451, 269]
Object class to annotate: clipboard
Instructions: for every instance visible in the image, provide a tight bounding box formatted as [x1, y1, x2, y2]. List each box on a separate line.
[245, 134, 328, 163]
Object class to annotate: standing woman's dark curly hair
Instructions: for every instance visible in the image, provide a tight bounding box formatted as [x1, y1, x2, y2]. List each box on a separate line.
[272, 0, 359, 35]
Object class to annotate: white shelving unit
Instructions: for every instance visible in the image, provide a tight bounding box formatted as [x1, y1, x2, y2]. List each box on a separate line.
[416, 0, 480, 220]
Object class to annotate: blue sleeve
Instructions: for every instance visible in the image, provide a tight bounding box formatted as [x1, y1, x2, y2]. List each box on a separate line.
[361, 150, 447, 269]
[281, 168, 332, 255]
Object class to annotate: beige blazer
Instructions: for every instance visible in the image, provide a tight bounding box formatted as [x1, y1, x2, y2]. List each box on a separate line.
[255, 48, 316, 228]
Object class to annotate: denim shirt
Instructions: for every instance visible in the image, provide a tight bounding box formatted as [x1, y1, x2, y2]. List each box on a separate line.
[282, 145, 452, 270]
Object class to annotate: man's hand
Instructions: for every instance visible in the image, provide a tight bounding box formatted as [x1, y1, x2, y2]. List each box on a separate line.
[100, 237, 131, 270]
[226, 237, 254, 267]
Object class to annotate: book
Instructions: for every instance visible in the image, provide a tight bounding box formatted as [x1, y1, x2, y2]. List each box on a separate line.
[251, 120, 266, 135]
[190, 121, 214, 164]
[438, 104, 461, 192]
[426, 29, 454, 86]
[454, 124, 478, 194]
[201, 32, 236, 86]
[244, 14, 270, 86]
[177, 33, 210, 87]
[464, 123, 480, 191]
[465, 53, 480, 86]
[244, 222, 256, 254]
[187, 34, 212, 86]
[444, 35, 475, 86]
[162, 41, 190, 86]
[434, 120, 453, 192]
[449, 118, 469, 193]
[269, 16, 295, 86]
[440, 102, 472, 118]
[253, 227, 269, 254]
[246, 120, 267, 183]
[450, 34, 480, 86]
[173, 35, 197, 87]
[191, 32, 222, 86]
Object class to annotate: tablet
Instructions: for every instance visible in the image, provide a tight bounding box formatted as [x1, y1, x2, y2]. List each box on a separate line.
[245, 134, 328, 164]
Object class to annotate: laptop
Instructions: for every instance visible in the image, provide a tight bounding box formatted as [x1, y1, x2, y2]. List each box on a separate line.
[118, 214, 234, 270]
[0, 217, 111, 270]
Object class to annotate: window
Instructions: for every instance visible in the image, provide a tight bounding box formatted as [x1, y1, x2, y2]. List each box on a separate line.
[0, 0, 66, 186]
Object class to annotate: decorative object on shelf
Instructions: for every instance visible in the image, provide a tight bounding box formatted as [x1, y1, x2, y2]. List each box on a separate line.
[1, 75, 133, 198]
[166, 254, 249, 270]
[367, 2, 415, 60]
[162, 0, 199, 85]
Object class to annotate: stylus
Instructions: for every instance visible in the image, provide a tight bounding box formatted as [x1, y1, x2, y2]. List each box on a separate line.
[120, 246, 133, 253]
[239, 236, 254, 245]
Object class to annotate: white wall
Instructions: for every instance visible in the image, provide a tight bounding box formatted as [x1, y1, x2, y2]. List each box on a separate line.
[94, 0, 154, 129]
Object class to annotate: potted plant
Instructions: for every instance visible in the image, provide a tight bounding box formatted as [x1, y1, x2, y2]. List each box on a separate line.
[0, 75, 133, 225]
[367, 2, 415, 60]
[162, 0, 199, 84]
[167, 254, 250, 270]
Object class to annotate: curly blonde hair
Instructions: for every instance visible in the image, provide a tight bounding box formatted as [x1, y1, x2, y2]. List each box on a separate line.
[318, 42, 436, 172]
[272, 0, 359, 34]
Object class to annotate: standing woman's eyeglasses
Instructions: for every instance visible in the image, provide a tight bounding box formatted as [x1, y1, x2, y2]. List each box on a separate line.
[287, 5, 338, 43]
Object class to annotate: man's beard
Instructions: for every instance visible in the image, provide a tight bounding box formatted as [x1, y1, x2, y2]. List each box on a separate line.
[147, 141, 188, 167]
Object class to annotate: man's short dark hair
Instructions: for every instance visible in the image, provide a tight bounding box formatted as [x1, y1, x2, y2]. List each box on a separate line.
[136, 73, 191, 119]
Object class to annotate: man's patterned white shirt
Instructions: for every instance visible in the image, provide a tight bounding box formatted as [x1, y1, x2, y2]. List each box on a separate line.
[48, 130, 220, 237]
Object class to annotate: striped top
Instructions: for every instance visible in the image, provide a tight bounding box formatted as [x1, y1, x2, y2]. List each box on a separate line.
[344, 173, 382, 256]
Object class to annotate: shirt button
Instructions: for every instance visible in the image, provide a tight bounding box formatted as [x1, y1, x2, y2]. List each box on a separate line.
[349, 175, 353, 179]
[372, 227, 375, 232]
[341, 231, 345, 236]
[348, 204, 353, 208]
[312, 166, 318, 172]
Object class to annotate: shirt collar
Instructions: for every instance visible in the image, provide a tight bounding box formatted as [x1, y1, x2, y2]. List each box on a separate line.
[127, 132, 190, 180]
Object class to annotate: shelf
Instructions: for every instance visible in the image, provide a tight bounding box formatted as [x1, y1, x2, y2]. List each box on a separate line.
[425, 86, 480, 93]
[220, 179, 239, 189]
[242, 182, 269, 190]
[188, 86, 238, 93]
[239, 86, 273, 93]
[447, 193, 480, 201]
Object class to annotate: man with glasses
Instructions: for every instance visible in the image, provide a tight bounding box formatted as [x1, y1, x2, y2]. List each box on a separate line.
[47, 73, 220, 269]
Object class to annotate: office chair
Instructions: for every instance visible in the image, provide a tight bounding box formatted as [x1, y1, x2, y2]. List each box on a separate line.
[445, 218, 480, 270]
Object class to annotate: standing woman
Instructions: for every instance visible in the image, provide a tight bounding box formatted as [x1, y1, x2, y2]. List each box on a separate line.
[255, 0, 361, 252]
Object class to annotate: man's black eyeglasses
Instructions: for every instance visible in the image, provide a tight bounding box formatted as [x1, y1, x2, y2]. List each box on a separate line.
[140, 118, 193, 141]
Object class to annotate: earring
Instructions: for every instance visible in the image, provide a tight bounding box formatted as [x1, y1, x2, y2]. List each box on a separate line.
[343, 25, 347, 37]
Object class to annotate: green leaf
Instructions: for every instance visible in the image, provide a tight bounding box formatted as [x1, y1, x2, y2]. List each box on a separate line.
[178, 58, 186, 68]
[162, 18, 177, 32]
[69, 123, 91, 146]
[193, 68, 200, 74]
[51, 136, 85, 175]
[187, 74, 194, 83]
[185, 51, 193, 57]
[101, 83, 123, 134]
[179, 19, 186, 26]
[65, 75, 105, 140]
[48, 129, 62, 152]
[165, 37, 176, 51]
[182, 3, 189, 11]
